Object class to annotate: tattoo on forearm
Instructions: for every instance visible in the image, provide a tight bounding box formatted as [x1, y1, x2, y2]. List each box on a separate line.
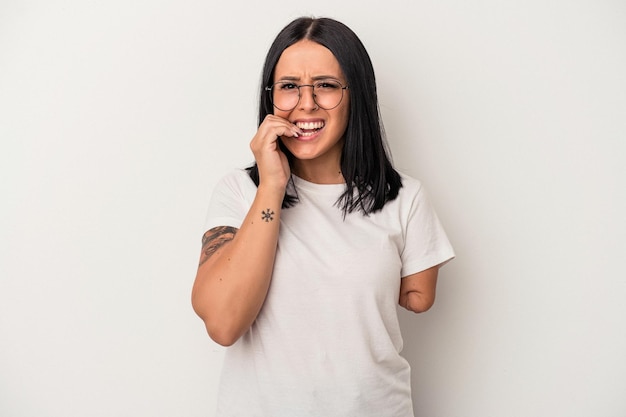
[261, 208, 275, 222]
[199, 226, 237, 266]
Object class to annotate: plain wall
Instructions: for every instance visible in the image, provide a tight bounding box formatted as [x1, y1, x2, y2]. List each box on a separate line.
[1, 0, 625, 416]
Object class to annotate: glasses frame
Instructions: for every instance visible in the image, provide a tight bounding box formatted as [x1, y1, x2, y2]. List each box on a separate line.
[265, 81, 349, 111]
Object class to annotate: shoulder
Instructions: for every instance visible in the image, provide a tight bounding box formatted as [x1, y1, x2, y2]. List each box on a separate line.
[205, 168, 256, 229]
[213, 168, 257, 193]
[396, 171, 424, 200]
[372, 171, 426, 218]
[217, 168, 254, 186]
[208, 168, 258, 207]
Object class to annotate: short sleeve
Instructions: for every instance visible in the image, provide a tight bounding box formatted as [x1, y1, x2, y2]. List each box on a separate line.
[400, 178, 455, 277]
[203, 169, 257, 232]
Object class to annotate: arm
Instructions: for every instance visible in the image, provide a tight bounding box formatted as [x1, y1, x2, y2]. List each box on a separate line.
[399, 265, 440, 313]
[191, 185, 284, 346]
[191, 115, 302, 346]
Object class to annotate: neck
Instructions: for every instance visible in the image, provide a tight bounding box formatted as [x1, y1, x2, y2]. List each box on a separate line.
[292, 160, 344, 184]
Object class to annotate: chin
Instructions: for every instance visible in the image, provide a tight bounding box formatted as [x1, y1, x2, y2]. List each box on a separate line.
[281, 135, 344, 164]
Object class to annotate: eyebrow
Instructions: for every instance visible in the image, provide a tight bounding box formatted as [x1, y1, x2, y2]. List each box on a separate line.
[276, 75, 342, 82]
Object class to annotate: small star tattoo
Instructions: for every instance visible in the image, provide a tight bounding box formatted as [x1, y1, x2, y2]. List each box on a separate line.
[261, 208, 275, 222]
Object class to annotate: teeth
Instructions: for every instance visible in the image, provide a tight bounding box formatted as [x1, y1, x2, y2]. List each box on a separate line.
[296, 121, 324, 130]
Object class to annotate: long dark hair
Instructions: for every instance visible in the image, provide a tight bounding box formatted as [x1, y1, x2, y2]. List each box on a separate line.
[247, 17, 402, 215]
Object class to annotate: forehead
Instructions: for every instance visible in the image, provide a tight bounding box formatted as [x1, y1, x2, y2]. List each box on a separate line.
[274, 40, 344, 80]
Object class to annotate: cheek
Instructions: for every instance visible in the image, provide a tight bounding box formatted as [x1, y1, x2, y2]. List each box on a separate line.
[274, 109, 290, 118]
[337, 107, 350, 131]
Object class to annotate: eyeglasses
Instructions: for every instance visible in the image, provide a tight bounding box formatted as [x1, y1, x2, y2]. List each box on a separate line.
[265, 80, 349, 111]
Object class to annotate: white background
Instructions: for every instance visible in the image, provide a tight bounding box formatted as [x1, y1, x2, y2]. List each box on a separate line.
[1, 1, 625, 416]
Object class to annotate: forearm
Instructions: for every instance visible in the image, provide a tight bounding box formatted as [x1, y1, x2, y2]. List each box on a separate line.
[192, 185, 284, 346]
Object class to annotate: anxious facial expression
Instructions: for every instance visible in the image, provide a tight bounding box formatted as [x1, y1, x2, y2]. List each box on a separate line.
[273, 40, 350, 170]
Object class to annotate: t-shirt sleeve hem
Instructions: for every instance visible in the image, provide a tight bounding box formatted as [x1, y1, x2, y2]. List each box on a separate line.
[401, 251, 455, 278]
[203, 216, 243, 233]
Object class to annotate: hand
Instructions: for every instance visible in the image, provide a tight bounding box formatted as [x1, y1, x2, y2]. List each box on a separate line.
[250, 115, 302, 191]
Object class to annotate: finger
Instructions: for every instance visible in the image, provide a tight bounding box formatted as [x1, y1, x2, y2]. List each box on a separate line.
[279, 126, 302, 138]
[263, 115, 303, 137]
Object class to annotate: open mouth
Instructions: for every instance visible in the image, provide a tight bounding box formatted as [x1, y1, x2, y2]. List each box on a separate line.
[295, 121, 325, 137]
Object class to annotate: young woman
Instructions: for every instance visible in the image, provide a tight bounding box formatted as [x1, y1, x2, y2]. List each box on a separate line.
[192, 16, 454, 417]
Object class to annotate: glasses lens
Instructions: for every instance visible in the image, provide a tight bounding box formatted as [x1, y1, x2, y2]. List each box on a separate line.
[269, 81, 345, 111]
[270, 82, 299, 111]
[312, 80, 344, 110]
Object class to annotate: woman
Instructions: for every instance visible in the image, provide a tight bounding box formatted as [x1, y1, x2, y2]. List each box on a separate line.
[192, 17, 454, 417]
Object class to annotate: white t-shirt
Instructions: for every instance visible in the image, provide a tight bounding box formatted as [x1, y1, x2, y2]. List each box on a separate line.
[204, 169, 455, 417]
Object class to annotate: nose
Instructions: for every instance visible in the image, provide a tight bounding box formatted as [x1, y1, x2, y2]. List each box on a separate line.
[298, 85, 318, 110]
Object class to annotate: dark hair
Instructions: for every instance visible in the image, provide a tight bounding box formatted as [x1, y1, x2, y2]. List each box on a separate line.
[247, 17, 402, 215]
